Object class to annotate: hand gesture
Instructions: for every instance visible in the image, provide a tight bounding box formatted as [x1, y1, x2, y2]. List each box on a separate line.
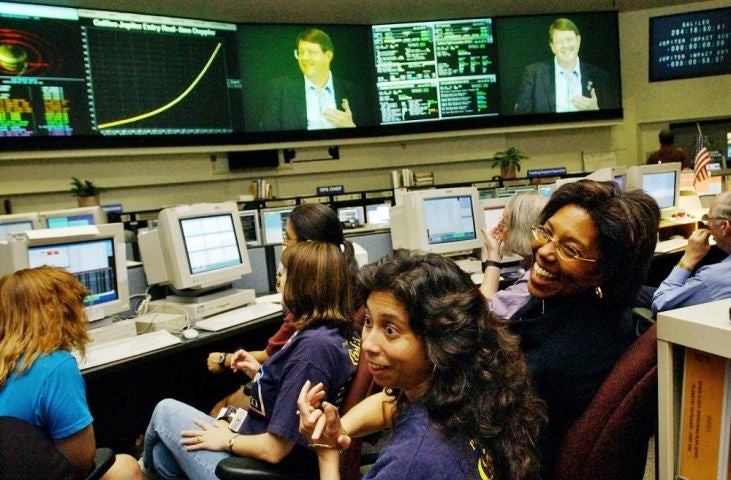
[322, 98, 356, 128]
[297, 380, 351, 450]
[230, 349, 260, 378]
[571, 88, 598, 111]
[680, 229, 712, 270]
[481, 227, 503, 261]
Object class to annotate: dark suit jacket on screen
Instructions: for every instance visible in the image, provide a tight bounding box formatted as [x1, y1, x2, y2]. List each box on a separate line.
[514, 60, 616, 114]
[259, 74, 367, 131]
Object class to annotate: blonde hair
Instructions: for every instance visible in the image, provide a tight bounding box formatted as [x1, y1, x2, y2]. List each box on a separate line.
[0, 266, 90, 386]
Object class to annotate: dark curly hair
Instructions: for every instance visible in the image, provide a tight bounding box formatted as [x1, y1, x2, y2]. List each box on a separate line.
[358, 250, 546, 479]
[539, 180, 660, 315]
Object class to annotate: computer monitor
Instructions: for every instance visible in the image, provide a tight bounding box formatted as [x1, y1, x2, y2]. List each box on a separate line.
[480, 197, 510, 232]
[537, 183, 557, 198]
[586, 166, 627, 191]
[239, 210, 261, 246]
[0, 212, 42, 239]
[40, 206, 107, 229]
[365, 203, 391, 226]
[626, 162, 681, 218]
[337, 206, 365, 227]
[0, 224, 130, 322]
[138, 202, 251, 293]
[260, 207, 294, 245]
[390, 187, 486, 261]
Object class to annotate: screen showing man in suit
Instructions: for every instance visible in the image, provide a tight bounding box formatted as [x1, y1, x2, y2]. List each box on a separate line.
[243, 26, 373, 132]
[511, 17, 618, 114]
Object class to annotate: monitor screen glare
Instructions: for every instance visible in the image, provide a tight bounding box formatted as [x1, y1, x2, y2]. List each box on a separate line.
[424, 195, 477, 245]
[0, 221, 34, 239]
[366, 203, 391, 226]
[180, 215, 242, 275]
[28, 238, 119, 307]
[643, 171, 676, 209]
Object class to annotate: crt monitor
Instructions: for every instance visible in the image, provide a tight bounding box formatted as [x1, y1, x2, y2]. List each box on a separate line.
[0, 212, 42, 239]
[40, 206, 107, 228]
[260, 207, 294, 245]
[0, 224, 130, 322]
[337, 206, 365, 227]
[138, 202, 251, 293]
[626, 162, 681, 217]
[480, 197, 510, 232]
[390, 186, 486, 259]
[239, 210, 261, 246]
[365, 203, 391, 226]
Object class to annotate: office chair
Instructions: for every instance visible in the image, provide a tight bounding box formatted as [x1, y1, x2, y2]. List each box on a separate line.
[215, 354, 377, 480]
[552, 322, 658, 480]
[0, 416, 115, 480]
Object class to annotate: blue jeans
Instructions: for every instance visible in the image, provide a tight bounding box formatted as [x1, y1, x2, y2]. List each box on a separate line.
[143, 398, 230, 480]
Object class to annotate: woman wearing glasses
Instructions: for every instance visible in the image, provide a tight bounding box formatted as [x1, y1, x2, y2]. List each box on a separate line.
[509, 180, 659, 476]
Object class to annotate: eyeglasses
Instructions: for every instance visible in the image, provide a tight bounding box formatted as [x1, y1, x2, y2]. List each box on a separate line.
[701, 214, 728, 223]
[531, 224, 597, 263]
[282, 230, 297, 245]
[294, 48, 324, 59]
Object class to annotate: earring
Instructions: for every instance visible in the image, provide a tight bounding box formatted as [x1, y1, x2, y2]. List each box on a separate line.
[594, 286, 603, 299]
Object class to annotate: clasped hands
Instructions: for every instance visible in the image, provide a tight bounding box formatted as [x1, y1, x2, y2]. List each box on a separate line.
[297, 380, 351, 455]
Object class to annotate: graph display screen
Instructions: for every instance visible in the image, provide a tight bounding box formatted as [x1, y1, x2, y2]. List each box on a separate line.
[0, 2, 243, 138]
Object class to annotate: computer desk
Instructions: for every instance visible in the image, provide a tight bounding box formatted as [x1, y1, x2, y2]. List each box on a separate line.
[83, 310, 283, 455]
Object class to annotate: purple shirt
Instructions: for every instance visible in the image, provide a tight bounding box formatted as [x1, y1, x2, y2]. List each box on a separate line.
[242, 325, 359, 448]
[364, 402, 486, 479]
[490, 269, 531, 320]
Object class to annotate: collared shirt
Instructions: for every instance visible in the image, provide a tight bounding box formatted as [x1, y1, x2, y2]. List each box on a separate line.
[304, 74, 336, 130]
[651, 255, 731, 313]
[554, 57, 582, 113]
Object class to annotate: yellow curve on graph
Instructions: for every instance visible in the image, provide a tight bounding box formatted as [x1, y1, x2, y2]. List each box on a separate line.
[97, 42, 222, 129]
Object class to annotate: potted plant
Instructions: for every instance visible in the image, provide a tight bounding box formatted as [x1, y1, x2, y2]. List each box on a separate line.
[489, 146, 528, 179]
[70, 177, 103, 207]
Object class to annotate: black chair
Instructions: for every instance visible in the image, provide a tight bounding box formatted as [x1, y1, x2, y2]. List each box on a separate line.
[0, 416, 115, 480]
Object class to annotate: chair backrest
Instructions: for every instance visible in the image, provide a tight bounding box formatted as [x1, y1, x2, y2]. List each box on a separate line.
[0, 416, 78, 480]
[552, 323, 658, 480]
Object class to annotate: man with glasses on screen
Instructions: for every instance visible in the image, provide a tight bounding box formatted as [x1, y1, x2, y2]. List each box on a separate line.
[652, 191, 731, 313]
[514, 18, 614, 114]
[260, 28, 363, 131]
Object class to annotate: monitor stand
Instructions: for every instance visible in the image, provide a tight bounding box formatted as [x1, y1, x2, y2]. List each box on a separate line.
[164, 287, 256, 320]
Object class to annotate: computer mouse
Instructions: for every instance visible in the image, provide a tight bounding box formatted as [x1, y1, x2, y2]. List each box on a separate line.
[182, 328, 200, 340]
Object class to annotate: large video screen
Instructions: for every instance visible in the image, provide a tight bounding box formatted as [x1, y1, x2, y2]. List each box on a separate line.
[0, 2, 623, 152]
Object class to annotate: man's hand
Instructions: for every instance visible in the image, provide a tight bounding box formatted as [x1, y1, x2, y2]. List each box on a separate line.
[571, 88, 599, 110]
[680, 229, 713, 271]
[322, 98, 356, 128]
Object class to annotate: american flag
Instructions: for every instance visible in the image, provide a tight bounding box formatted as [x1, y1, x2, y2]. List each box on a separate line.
[693, 130, 711, 184]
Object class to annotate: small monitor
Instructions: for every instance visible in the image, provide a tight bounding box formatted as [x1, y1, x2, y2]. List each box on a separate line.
[239, 210, 261, 246]
[337, 206, 365, 227]
[390, 187, 486, 259]
[0, 224, 130, 322]
[260, 207, 294, 245]
[138, 202, 251, 292]
[480, 197, 509, 232]
[626, 162, 681, 218]
[40, 206, 107, 229]
[537, 183, 557, 198]
[365, 203, 391, 226]
[0, 212, 42, 239]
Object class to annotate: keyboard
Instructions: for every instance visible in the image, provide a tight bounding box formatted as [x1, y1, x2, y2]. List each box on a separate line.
[195, 302, 283, 332]
[655, 237, 688, 253]
[76, 330, 182, 370]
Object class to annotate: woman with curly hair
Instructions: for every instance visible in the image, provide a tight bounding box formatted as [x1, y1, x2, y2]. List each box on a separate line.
[297, 250, 546, 479]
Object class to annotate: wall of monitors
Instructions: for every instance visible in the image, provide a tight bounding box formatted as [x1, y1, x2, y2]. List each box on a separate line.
[0, 2, 623, 151]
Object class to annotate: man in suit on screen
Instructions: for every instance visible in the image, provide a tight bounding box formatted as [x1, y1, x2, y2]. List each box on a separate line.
[514, 18, 616, 114]
[260, 27, 365, 131]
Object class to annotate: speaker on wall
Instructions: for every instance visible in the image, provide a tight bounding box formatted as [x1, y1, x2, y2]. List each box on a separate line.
[228, 150, 280, 171]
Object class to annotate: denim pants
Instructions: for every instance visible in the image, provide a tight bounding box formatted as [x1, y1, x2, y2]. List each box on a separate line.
[143, 398, 230, 479]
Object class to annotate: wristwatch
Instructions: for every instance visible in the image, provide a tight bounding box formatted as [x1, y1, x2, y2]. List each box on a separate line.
[216, 353, 226, 367]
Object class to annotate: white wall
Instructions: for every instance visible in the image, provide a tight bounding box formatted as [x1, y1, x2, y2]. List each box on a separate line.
[1, 0, 727, 214]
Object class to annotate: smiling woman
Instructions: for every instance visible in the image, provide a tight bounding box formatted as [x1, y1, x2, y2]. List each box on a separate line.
[298, 250, 546, 480]
[509, 179, 660, 477]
